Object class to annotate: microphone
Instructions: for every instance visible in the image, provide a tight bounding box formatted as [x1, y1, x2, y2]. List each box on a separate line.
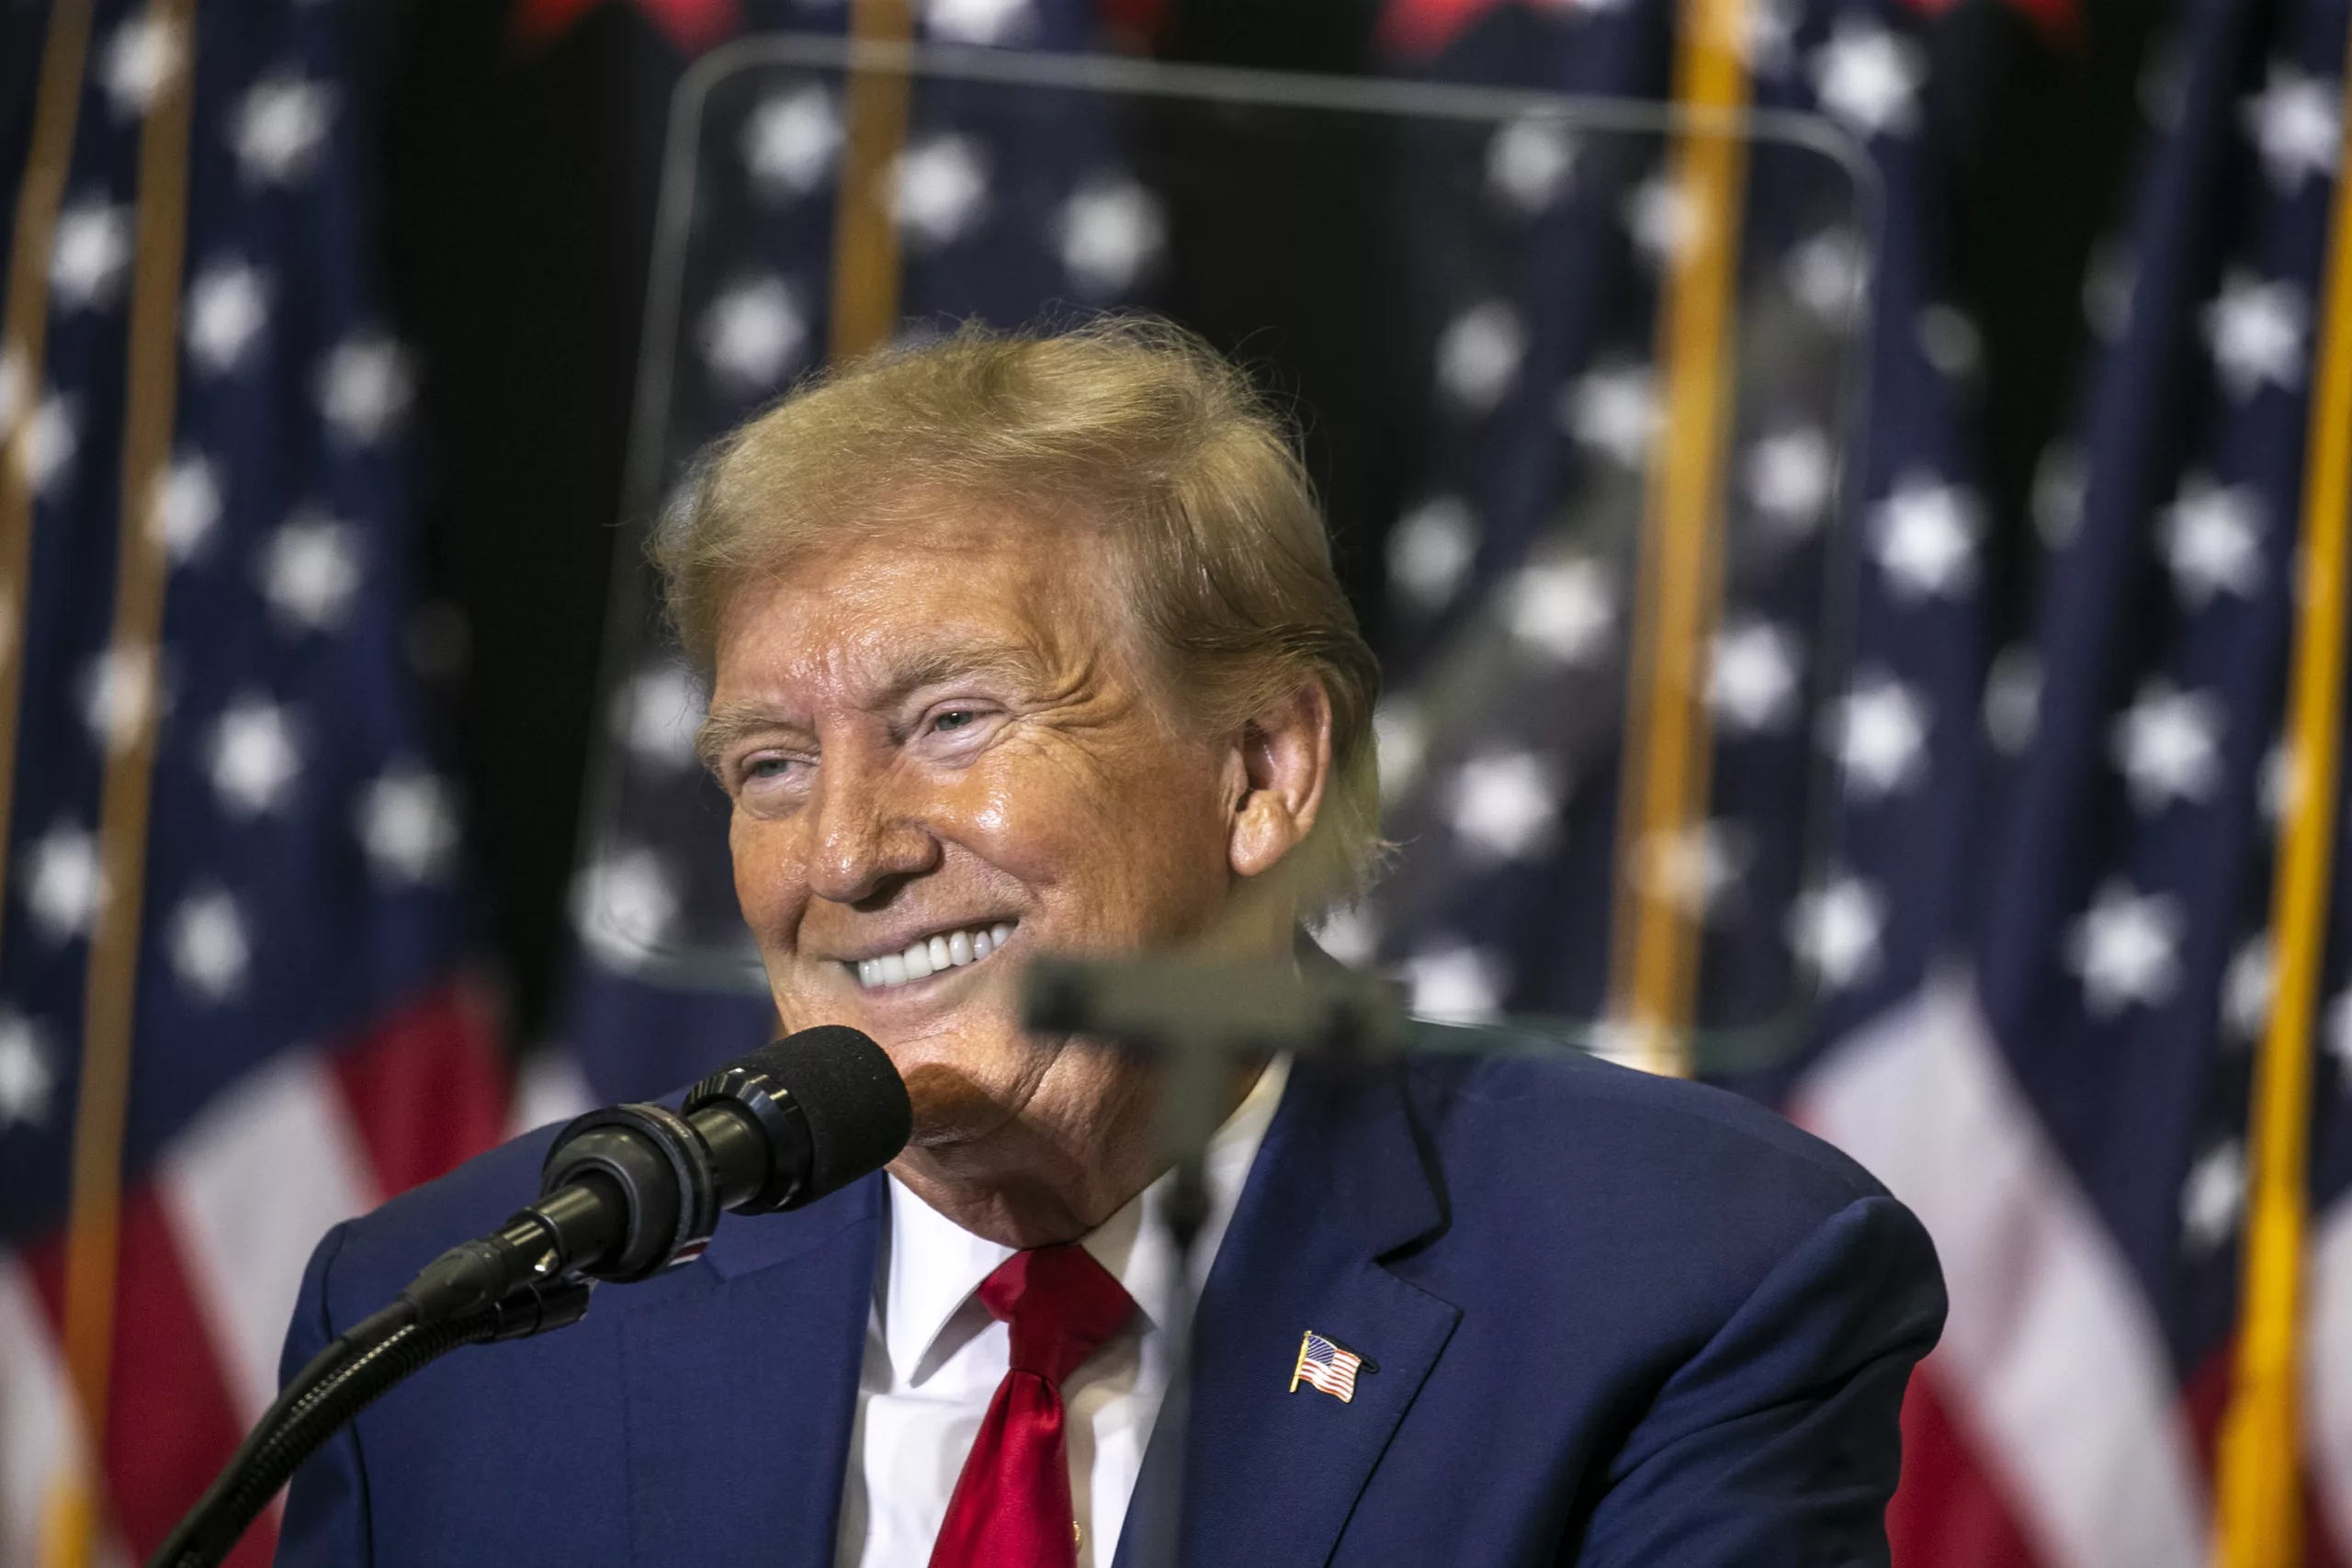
[401, 1024, 911, 1325]
[146, 1027, 910, 1568]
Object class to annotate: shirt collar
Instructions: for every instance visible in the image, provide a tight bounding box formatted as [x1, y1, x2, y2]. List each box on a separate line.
[880, 1055, 1292, 1384]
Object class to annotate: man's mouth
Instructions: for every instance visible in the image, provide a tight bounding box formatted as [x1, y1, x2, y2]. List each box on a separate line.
[845, 920, 1016, 991]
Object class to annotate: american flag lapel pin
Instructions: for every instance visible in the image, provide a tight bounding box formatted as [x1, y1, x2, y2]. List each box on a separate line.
[1289, 1329, 1365, 1403]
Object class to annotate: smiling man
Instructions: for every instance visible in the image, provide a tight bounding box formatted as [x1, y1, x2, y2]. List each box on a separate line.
[275, 321, 1944, 1568]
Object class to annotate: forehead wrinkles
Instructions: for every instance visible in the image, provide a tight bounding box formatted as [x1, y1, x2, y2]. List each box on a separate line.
[713, 519, 1128, 709]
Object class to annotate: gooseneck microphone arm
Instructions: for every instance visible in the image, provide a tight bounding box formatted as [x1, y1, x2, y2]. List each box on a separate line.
[148, 1026, 912, 1568]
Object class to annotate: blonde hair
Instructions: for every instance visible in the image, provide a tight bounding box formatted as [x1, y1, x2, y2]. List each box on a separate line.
[652, 316, 1382, 912]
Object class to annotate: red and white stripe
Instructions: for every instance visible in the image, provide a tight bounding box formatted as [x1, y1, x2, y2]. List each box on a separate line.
[1793, 969, 2352, 1568]
[0, 979, 508, 1568]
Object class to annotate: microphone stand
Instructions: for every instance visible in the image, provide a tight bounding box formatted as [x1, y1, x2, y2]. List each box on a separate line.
[149, 1277, 594, 1568]
[1022, 952, 1405, 1568]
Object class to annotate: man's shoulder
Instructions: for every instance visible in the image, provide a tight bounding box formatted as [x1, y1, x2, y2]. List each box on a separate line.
[1381, 1023, 1906, 1291]
[309, 1120, 569, 1317]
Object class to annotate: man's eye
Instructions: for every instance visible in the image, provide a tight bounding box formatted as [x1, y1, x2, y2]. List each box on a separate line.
[741, 756, 798, 782]
[933, 710, 976, 732]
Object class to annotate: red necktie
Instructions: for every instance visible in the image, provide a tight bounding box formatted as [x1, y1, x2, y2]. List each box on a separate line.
[928, 1244, 1137, 1568]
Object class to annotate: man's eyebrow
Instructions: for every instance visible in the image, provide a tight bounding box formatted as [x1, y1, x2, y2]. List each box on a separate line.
[695, 703, 809, 773]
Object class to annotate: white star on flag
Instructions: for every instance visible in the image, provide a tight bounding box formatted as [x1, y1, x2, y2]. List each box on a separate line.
[2110, 680, 2224, 814]
[699, 276, 807, 392]
[575, 846, 682, 966]
[1447, 750, 1563, 863]
[1401, 943, 1508, 1022]
[2225, 933, 2275, 1044]
[1740, 0, 1799, 73]
[1710, 619, 1802, 734]
[209, 697, 303, 817]
[23, 393, 78, 498]
[1810, 18, 1925, 140]
[103, 16, 182, 117]
[168, 889, 251, 1001]
[741, 85, 842, 197]
[1787, 869, 1882, 991]
[318, 334, 414, 446]
[1387, 496, 1479, 613]
[616, 665, 707, 771]
[924, 0, 1035, 43]
[0, 1012, 54, 1129]
[2179, 1140, 2245, 1256]
[1436, 300, 1526, 414]
[1743, 426, 1834, 537]
[1636, 819, 1752, 919]
[2325, 985, 2352, 1084]
[2158, 476, 2264, 608]
[1869, 474, 1982, 601]
[2243, 62, 2341, 193]
[2260, 738, 2299, 827]
[1788, 873, 1884, 991]
[1623, 175, 1703, 265]
[51, 199, 131, 311]
[233, 73, 336, 186]
[2203, 270, 2309, 400]
[1829, 672, 1930, 799]
[79, 644, 161, 754]
[1507, 558, 1615, 666]
[25, 822, 104, 943]
[154, 452, 223, 563]
[1057, 177, 1166, 297]
[892, 135, 991, 248]
[1784, 228, 1871, 326]
[259, 513, 363, 632]
[1487, 114, 1577, 216]
[2066, 881, 2185, 1017]
[1560, 361, 1658, 467]
[359, 768, 460, 885]
[1373, 701, 1427, 800]
[186, 261, 272, 376]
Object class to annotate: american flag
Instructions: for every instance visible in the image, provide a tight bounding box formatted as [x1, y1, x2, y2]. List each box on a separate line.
[1377, 0, 2352, 1564]
[0, 2, 508, 1563]
[1291, 1329, 1364, 1403]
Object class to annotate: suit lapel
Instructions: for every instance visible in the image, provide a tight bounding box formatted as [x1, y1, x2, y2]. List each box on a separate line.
[1115, 1060, 1461, 1568]
[618, 1174, 882, 1568]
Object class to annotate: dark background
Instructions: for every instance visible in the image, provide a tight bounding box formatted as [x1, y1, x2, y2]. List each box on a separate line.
[348, 0, 2170, 1042]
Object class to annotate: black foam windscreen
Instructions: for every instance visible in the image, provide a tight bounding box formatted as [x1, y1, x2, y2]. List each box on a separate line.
[750, 1025, 912, 1205]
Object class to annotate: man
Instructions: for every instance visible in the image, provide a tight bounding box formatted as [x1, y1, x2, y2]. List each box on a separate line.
[276, 321, 1944, 1567]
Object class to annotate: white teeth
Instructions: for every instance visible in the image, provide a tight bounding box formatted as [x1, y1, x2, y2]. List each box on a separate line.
[851, 921, 1015, 988]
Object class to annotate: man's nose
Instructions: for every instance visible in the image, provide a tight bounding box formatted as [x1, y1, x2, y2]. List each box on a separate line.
[805, 747, 940, 905]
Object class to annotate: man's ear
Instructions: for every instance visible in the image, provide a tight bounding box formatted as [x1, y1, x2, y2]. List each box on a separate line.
[1227, 681, 1334, 880]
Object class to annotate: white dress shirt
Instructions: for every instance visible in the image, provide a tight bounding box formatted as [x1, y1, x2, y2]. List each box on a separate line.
[833, 1056, 1290, 1568]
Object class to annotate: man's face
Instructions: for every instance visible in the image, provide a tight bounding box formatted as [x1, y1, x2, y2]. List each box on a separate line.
[703, 510, 1245, 1155]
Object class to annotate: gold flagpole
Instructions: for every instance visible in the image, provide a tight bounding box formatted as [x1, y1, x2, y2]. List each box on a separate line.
[0, 0, 96, 957]
[830, 0, 914, 360]
[49, 0, 198, 1562]
[1607, 0, 1751, 1077]
[2212, 26, 2352, 1568]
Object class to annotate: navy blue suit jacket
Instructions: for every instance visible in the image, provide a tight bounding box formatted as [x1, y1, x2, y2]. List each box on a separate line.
[275, 1039, 1944, 1566]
